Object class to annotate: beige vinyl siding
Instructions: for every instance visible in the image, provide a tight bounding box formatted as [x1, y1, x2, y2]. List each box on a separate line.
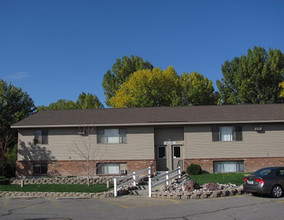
[98, 127, 154, 160]
[184, 123, 284, 159]
[18, 127, 154, 161]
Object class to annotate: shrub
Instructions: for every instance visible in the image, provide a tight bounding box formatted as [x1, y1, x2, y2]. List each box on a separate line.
[187, 164, 202, 175]
[0, 178, 11, 185]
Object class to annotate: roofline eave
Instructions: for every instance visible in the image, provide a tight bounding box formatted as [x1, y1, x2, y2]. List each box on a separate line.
[11, 120, 284, 129]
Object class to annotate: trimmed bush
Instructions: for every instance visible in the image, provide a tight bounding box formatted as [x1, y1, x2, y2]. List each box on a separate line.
[187, 164, 202, 175]
[0, 178, 11, 185]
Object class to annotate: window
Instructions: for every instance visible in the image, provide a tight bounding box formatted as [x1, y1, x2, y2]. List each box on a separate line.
[220, 126, 233, 141]
[97, 128, 127, 144]
[173, 146, 181, 158]
[276, 169, 284, 176]
[96, 163, 126, 175]
[33, 163, 47, 175]
[212, 126, 242, 142]
[253, 168, 272, 176]
[34, 130, 48, 144]
[214, 161, 244, 173]
[158, 146, 166, 159]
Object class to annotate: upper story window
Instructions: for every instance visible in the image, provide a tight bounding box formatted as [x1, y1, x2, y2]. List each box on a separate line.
[212, 126, 242, 142]
[97, 128, 127, 144]
[34, 130, 48, 144]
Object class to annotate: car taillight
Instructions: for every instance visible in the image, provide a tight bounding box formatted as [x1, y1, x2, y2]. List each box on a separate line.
[255, 178, 265, 184]
[244, 177, 248, 183]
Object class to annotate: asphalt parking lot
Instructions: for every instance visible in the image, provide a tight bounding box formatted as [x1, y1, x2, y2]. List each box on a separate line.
[1, 194, 284, 220]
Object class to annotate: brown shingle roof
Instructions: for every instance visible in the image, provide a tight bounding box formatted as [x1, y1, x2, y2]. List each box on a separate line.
[11, 104, 284, 128]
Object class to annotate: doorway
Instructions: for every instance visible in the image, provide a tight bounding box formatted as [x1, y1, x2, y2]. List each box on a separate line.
[155, 144, 183, 171]
[156, 145, 167, 171]
[172, 145, 182, 170]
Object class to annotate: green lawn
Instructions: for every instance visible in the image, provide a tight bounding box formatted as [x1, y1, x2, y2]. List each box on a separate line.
[189, 173, 249, 186]
[0, 184, 110, 193]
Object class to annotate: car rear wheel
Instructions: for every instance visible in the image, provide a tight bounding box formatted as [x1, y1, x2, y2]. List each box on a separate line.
[271, 185, 283, 198]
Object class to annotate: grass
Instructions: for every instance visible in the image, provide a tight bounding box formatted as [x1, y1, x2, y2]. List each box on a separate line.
[189, 172, 250, 186]
[0, 184, 110, 193]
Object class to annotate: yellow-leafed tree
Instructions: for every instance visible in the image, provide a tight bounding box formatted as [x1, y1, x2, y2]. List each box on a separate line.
[109, 66, 217, 108]
[280, 81, 284, 98]
[110, 66, 180, 108]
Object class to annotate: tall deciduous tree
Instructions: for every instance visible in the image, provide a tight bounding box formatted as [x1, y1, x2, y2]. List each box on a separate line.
[102, 55, 153, 106]
[38, 92, 103, 111]
[109, 66, 180, 108]
[38, 99, 77, 111]
[179, 72, 218, 106]
[109, 66, 217, 108]
[76, 92, 104, 109]
[216, 46, 284, 104]
[0, 79, 35, 176]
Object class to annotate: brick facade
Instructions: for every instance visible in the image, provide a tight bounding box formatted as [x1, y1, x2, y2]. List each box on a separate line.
[16, 159, 156, 177]
[17, 157, 284, 176]
[184, 157, 284, 173]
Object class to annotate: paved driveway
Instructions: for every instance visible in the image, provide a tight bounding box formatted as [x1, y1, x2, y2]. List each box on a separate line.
[0, 194, 284, 219]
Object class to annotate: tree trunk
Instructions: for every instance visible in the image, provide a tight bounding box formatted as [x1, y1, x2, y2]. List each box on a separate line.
[87, 157, 90, 187]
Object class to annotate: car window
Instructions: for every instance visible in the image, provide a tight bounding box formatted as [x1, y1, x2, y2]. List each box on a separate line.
[253, 168, 272, 176]
[276, 169, 284, 176]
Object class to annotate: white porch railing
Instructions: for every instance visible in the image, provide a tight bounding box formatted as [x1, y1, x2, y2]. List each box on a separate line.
[113, 167, 151, 197]
[148, 166, 181, 198]
[113, 166, 181, 197]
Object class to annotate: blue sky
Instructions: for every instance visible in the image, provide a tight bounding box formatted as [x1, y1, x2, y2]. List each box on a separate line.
[1, 0, 283, 107]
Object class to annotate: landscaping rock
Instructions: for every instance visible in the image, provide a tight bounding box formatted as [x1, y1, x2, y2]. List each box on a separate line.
[153, 174, 244, 200]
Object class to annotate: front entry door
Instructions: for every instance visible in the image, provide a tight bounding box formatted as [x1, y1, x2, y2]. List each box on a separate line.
[156, 146, 168, 171]
[172, 145, 182, 170]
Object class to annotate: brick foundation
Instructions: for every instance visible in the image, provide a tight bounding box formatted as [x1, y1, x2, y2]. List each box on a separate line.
[184, 157, 284, 173]
[16, 159, 156, 177]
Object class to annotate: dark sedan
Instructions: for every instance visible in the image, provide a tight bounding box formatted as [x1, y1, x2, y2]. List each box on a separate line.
[243, 167, 284, 198]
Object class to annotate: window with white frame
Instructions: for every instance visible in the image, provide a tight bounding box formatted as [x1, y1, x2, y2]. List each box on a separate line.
[214, 161, 244, 173]
[96, 163, 125, 175]
[97, 128, 127, 144]
[212, 126, 242, 142]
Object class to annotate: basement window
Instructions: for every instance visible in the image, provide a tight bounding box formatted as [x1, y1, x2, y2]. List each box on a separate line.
[33, 163, 48, 175]
[96, 163, 127, 175]
[214, 161, 244, 173]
